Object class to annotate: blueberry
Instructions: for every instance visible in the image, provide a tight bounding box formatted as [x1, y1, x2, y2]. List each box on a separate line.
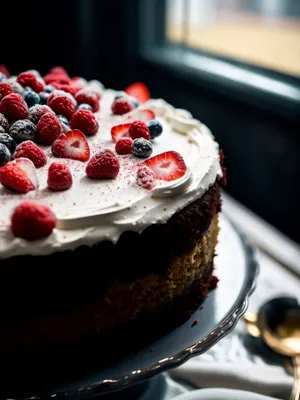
[147, 120, 163, 139]
[132, 138, 153, 158]
[45, 85, 55, 93]
[9, 119, 36, 143]
[39, 92, 50, 105]
[24, 91, 40, 107]
[0, 143, 11, 166]
[78, 103, 93, 111]
[57, 115, 69, 126]
[0, 133, 16, 154]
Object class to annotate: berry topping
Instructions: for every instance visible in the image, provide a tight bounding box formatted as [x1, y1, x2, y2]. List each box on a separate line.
[47, 162, 73, 191]
[16, 72, 44, 93]
[78, 103, 93, 111]
[125, 82, 150, 104]
[0, 143, 11, 166]
[37, 112, 62, 145]
[75, 89, 99, 112]
[0, 93, 29, 121]
[132, 138, 153, 158]
[70, 109, 99, 136]
[0, 82, 13, 100]
[86, 149, 120, 179]
[39, 92, 50, 105]
[0, 133, 16, 154]
[28, 104, 55, 125]
[115, 137, 133, 155]
[11, 201, 56, 241]
[14, 141, 47, 168]
[136, 164, 155, 190]
[47, 90, 76, 120]
[50, 82, 79, 97]
[9, 119, 36, 143]
[147, 120, 163, 139]
[45, 85, 55, 93]
[0, 65, 10, 78]
[49, 66, 70, 77]
[111, 98, 134, 115]
[44, 73, 70, 85]
[9, 80, 25, 96]
[111, 123, 131, 142]
[142, 151, 187, 181]
[126, 109, 155, 123]
[129, 120, 150, 140]
[0, 158, 38, 193]
[24, 91, 40, 107]
[52, 129, 90, 162]
[0, 113, 9, 130]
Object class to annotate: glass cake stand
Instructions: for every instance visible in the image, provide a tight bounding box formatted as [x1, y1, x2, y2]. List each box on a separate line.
[2, 213, 258, 400]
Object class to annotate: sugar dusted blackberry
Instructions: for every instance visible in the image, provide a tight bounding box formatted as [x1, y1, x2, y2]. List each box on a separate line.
[0, 113, 9, 131]
[9, 119, 37, 143]
[0, 143, 11, 166]
[0, 132, 16, 153]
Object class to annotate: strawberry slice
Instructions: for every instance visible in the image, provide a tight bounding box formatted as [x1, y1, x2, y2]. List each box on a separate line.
[142, 151, 187, 182]
[0, 158, 38, 193]
[111, 123, 131, 143]
[125, 82, 150, 104]
[126, 109, 155, 123]
[51, 129, 90, 162]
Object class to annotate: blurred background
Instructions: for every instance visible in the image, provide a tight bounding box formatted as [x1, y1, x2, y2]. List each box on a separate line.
[2, 0, 300, 243]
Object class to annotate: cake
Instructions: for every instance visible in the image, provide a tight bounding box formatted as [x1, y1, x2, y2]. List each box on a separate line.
[0, 66, 225, 360]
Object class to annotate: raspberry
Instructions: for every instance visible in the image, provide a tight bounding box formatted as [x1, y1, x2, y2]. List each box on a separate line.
[37, 113, 62, 145]
[0, 113, 9, 131]
[115, 137, 133, 155]
[16, 72, 44, 93]
[49, 66, 70, 78]
[0, 65, 10, 78]
[28, 104, 55, 125]
[129, 120, 150, 140]
[50, 82, 79, 97]
[14, 141, 47, 168]
[0, 93, 29, 121]
[0, 82, 13, 101]
[44, 73, 70, 85]
[111, 98, 134, 115]
[47, 162, 72, 191]
[47, 90, 76, 120]
[136, 164, 155, 190]
[69, 109, 99, 136]
[75, 89, 100, 112]
[11, 201, 56, 241]
[86, 149, 120, 179]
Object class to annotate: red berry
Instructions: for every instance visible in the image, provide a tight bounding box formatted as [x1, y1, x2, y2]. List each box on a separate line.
[52, 129, 90, 162]
[0, 113, 9, 131]
[16, 72, 44, 93]
[111, 98, 134, 115]
[0, 82, 13, 101]
[47, 162, 72, 191]
[47, 90, 76, 120]
[0, 93, 29, 121]
[111, 123, 131, 142]
[0, 65, 10, 78]
[14, 141, 47, 168]
[75, 89, 100, 112]
[70, 109, 99, 136]
[129, 120, 150, 140]
[0, 158, 38, 193]
[126, 109, 155, 123]
[142, 151, 187, 182]
[50, 82, 79, 97]
[125, 82, 150, 104]
[86, 149, 120, 179]
[28, 104, 55, 125]
[11, 201, 56, 241]
[115, 137, 133, 155]
[49, 66, 70, 78]
[44, 73, 70, 85]
[37, 113, 62, 145]
[136, 164, 155, 190]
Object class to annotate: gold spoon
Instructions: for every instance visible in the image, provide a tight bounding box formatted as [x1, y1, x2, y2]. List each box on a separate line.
[245, 297, 300, 400]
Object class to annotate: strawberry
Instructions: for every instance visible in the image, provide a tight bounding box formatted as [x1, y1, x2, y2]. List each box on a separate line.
[0, 93, 29, 121]
[14, 141, 47, 168]
[37, 113, 62, 145]
[111, 123, 131, 142]
[129, 120, 150, 140]
[125, 82, 150, 104]
[126, 109, 155, 123]
[52, 129, 90, 162]
[11, 201, 56, 241]
[142, 151, 186, 182]
[0, 158, 38, 193]
[115, 137, 133, 155]
[0, 82, 13, 101]
[47, 162, 73, 191]
[86, 149, 120, 179]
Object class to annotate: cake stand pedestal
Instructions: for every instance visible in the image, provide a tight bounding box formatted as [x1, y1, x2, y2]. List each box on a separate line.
[2, 214, 258, 400]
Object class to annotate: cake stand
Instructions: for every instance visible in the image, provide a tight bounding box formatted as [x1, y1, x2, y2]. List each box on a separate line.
[3, 213, 258, 400]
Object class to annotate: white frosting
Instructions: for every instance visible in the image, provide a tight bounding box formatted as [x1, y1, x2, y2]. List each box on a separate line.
[0, 90, 222, 258]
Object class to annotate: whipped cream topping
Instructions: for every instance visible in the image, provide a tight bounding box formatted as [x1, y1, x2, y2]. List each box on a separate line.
[0, 91, 222, 258]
